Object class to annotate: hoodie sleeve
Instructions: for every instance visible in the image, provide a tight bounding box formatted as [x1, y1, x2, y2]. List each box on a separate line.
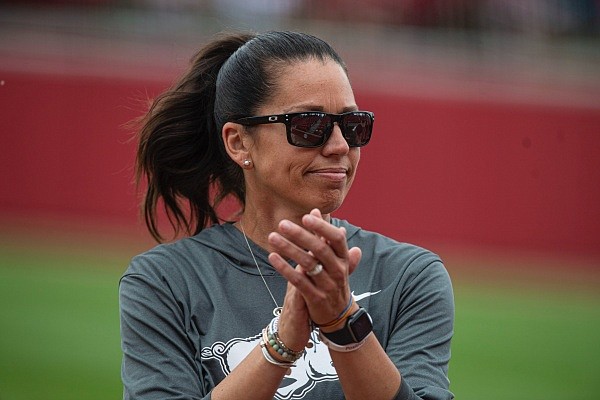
[388, 259, 455, 400]
[119, 269, 211, 400]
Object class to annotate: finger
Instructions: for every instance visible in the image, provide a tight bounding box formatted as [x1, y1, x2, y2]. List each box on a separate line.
[309, 208, 322, 219]
[301, 214, 348, 259]
[277, 271, 312, 349]
[270, 252, 348, 324]
[275, 220, 341, 274]
[304, 262, 325, 278]
[268, 252, 323, 298]
[308, 209, 327, 241]
[268, 231, 321, 271]
[347, 246, 362, 275]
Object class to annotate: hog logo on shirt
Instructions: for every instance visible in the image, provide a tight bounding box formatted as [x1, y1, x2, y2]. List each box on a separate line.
[201, 291, 381, 399]
[201, 330, 337, 399]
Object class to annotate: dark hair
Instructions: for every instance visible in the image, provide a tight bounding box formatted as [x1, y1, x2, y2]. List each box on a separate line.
[135, 31, 347, 242]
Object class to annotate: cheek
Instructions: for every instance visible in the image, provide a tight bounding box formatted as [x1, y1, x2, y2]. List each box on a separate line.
[344, 151, 360, 188]
[350, 149, 361, 174]
[252, 129, 290, 165]
[287, 157, 312, 182]
[257, 146, 302, 182]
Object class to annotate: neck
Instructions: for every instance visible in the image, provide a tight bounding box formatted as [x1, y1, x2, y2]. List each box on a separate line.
[237, 205, 331, 251]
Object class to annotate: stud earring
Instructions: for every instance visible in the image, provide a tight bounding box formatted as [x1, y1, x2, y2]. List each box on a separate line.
[243, 159, 252, 167]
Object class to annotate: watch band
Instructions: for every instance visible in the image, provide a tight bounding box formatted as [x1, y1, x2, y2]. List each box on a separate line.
[320, 307, 373, 346]
[319, 330, 372, 352]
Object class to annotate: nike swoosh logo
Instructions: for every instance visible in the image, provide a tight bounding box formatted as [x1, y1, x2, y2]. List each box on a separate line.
[352, 290, 382, 302]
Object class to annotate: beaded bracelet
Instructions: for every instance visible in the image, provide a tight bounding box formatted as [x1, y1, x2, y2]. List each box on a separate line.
[268, 317, 305, 362]
[263, 317, 305, 364]
[260, 335, 295, 369]
[271, 332, 304, 361]
[314, 295, 355, 329]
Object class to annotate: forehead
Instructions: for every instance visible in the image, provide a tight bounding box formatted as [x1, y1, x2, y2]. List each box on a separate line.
[264, 58, 355, 112]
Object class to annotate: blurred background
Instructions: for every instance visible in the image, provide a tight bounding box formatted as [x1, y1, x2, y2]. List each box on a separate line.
[1, 1, 599, 399]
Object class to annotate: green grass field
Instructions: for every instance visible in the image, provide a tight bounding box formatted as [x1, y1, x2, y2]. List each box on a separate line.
[1, 239, 599, 400]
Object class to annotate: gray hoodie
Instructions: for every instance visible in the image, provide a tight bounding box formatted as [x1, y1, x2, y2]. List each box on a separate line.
[119, 219, 454, 400]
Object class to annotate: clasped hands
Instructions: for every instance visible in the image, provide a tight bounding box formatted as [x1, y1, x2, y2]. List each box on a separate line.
[266, 208, 362, 350]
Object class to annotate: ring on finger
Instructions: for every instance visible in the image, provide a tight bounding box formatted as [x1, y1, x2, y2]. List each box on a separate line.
[306, 263, 323, 277]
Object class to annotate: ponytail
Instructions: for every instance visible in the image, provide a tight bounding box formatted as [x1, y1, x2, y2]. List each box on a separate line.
[135, 32, 255, 242]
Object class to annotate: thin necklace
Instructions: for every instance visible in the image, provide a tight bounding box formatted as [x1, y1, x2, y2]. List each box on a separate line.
[239, 221, 282, 317]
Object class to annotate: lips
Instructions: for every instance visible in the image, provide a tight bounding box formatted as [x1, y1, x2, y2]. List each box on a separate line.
[308, 167, 349, 181]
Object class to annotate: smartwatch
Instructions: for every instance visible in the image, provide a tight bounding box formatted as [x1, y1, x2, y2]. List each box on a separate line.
[321, 307, 373, 345]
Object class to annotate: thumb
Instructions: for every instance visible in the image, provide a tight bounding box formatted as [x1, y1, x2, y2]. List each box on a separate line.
[310, 208, 323, 219]
[348, 246, 362, 275]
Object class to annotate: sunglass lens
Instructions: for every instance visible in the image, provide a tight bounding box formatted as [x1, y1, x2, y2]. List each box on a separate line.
[342, 113, 372, 146]
[290, 114, 330, 147]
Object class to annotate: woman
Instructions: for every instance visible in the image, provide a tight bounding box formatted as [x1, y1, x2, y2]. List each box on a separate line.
[120, 31, 454, 400]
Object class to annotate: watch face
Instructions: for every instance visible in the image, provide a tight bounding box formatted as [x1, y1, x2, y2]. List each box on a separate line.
[349, 309, 374, 342]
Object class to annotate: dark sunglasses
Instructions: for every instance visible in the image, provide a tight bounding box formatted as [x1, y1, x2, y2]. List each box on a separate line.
[232, 111, 374, 148]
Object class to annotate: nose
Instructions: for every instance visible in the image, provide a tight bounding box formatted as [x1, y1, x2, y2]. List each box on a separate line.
[322, 123, 350, 155]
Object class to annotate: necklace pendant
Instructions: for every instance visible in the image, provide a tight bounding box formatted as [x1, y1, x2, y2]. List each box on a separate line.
[273, 306, 283, 317]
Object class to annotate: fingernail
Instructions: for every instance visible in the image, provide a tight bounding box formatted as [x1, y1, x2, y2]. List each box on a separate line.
[271, 236, 282, 245]
[280, 220, 291, 230]
[304, 214, 315, 224]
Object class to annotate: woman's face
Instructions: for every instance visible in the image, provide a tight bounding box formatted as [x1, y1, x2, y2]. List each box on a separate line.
[244, 58, 361, 217]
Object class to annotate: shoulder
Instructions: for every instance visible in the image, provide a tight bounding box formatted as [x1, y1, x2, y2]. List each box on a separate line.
[122, 223, 233, 282]
[333, 218, 448, 286]
[334, 218, 442, 267]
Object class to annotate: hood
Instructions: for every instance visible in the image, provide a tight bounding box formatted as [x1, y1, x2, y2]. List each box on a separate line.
[188, 219, 361, 276]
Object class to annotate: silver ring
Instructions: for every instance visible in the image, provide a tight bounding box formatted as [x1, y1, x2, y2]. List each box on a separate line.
[306, 263, 323, 277]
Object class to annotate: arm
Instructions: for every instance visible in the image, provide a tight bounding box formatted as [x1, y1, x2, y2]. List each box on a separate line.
[324, 260, 454, 400]
[322, 313, 403, 399]
[120, 269, 312, 400]
[384, 260, 455, 400]
[267, 211, 401, 399]
[267, 211, 454, 400]
[211, 273, 312, 400]
[120, 273, 206, 399]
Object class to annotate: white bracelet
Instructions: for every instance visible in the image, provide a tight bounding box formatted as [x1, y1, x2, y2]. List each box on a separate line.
[260, 339, 296, 368]
[318, 330, 372, 353]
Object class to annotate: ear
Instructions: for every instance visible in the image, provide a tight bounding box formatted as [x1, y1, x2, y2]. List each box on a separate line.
[222, 122, 252, 168]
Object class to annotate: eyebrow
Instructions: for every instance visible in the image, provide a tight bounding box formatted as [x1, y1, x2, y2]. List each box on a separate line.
[282, 104, 359, 113]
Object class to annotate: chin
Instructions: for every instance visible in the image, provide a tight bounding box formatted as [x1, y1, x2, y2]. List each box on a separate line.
[314, 191, 347, 214]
